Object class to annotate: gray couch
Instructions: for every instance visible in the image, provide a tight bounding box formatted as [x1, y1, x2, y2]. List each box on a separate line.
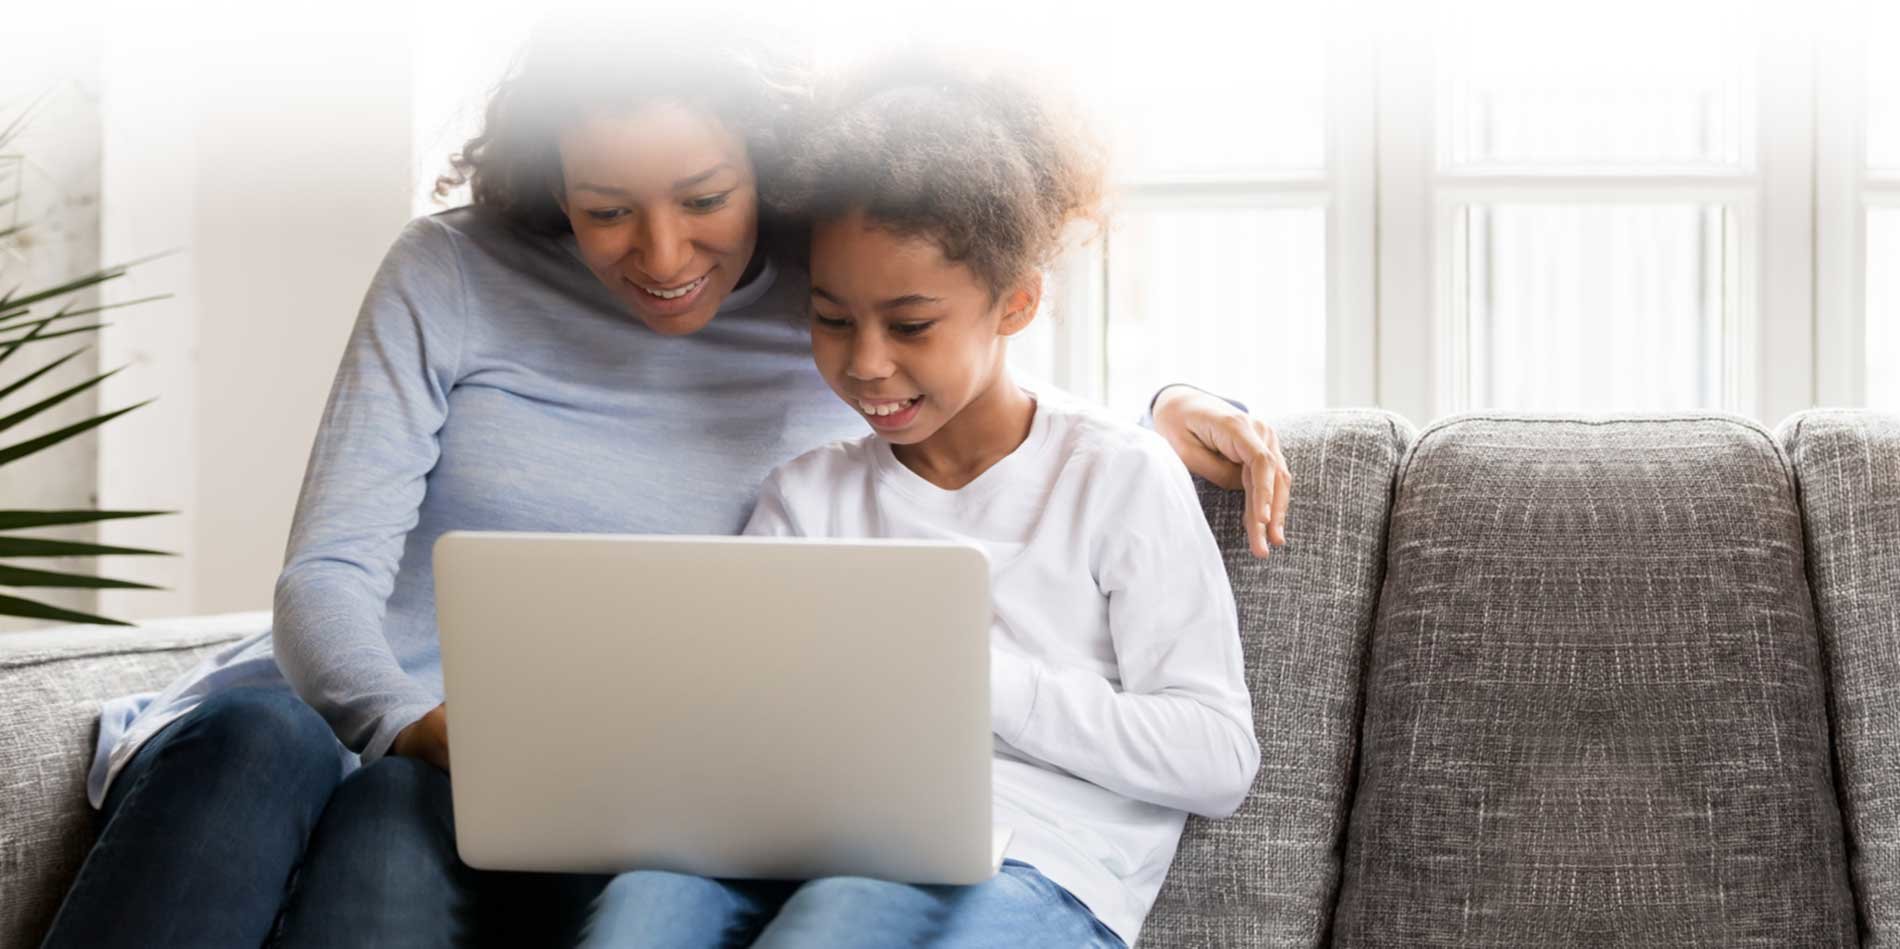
[4, 409, 1896, 948]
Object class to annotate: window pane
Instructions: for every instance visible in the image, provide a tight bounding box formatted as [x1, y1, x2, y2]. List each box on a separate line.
[1103, 206, 1327, 419]
[1081, 37, 1327, 179]
[1439, 13, 1749, 169]
[1464, 204, 1726, 412]
[1870, 209, 1900, 409]
[1871, 8, 1900, 174]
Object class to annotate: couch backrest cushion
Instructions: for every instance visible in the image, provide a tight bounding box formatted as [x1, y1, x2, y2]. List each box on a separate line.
[1144, 410, 1412, 948]
[1332, 415, 1856, 946]
[0, 615, 260, 949]
[1781, 409, 1900, 945]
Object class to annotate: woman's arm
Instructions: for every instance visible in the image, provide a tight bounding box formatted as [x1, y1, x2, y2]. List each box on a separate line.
[272, 217, 467, 766]
[1149, 384, 1293, 560]
[991, 438, 1261, 819]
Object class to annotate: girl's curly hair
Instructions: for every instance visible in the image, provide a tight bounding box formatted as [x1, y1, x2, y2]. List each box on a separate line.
[771, 50, 1110, 300]
[436, 12, 809, 239]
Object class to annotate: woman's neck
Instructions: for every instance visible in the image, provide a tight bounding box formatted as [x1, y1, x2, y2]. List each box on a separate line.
[892, 372, 1036, 491]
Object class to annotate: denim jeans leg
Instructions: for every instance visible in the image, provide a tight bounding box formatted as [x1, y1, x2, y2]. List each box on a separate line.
[576, 870, 794, 949]
[39, 687, 343, 949]
[270, 755, 609, 949]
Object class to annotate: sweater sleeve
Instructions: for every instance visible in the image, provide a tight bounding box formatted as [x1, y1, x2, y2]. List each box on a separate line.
[990, 438, 1261, 818]
[272, 216, 467, 764]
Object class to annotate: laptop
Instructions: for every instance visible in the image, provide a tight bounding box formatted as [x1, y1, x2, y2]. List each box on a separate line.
[432, 531, 1010, 884]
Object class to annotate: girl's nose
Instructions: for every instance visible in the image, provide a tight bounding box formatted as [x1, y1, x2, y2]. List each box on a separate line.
[846, 331, 895, 381]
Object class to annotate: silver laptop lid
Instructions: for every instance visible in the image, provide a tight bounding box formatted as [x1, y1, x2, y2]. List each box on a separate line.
[434, 532, 998, 884]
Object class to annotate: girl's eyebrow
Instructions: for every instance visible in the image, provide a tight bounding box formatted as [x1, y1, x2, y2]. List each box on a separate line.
[811, 286, 943, 311]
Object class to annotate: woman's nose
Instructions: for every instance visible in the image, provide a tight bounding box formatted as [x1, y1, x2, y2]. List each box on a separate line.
[632, 211, 692, 282]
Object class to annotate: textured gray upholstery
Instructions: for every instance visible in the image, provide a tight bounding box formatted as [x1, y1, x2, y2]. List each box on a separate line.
[1781, 409, 1900, 947]
[8, 410, 1894, 948]
[0, 615, 258, 949]
[1145, 410, 1412, 949]
[1333, 415, 1857, 946]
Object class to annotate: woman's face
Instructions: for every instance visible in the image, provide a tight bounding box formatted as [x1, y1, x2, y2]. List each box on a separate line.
[806, 210, 1032, 445]
[557, 103, 759, 336]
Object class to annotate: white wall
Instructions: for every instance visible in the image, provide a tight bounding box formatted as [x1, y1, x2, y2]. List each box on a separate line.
[95, 11, 415, 619]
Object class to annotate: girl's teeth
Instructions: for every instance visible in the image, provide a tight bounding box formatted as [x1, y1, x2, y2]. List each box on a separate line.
[858, 397, 918, 417]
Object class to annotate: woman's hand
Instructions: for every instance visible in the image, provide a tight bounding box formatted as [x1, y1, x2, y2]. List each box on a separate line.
[392, 703, 451, 772]
[1151, 386, 1293, 559]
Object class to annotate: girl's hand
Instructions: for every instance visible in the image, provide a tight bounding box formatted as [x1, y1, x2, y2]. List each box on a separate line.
[1151, 386, 1293, 559]
[392, 703, 451, 772]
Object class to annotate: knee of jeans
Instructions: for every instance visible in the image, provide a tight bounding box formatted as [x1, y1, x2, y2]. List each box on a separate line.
[793, 876, 901, 906]
[183, 687, 337, 771]
[328, 755, 455, 838]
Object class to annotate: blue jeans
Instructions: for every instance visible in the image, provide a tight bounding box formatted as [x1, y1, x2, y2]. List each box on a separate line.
[40, 687, 342, 949]
[577, 861, 1127, 949]
[269, 754, 606, 949]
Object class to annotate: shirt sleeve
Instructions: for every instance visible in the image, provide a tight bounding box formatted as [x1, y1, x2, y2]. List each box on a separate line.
[271, 216, 467, 764]
[990, 438, 1261, 818]
[742, 469, 805, 537]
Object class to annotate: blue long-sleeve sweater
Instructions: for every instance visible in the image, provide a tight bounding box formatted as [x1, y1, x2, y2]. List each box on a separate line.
[88, 206, 865, 805]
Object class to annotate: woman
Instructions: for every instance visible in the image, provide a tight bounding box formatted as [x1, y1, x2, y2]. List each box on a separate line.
[40, 14, 1292, 949]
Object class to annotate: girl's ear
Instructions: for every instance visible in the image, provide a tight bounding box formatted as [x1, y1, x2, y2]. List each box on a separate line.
[997, 272, 1044, 338]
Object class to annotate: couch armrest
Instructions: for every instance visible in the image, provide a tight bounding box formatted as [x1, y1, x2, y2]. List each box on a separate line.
[0, 612, 266, 949]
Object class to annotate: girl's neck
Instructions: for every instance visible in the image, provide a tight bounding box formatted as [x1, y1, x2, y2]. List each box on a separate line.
[891, 372, 1036, 491]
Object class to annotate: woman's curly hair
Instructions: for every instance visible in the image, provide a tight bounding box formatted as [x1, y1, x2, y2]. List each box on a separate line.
[771, 50, 1110, 299]
[436, 12, 809, 238]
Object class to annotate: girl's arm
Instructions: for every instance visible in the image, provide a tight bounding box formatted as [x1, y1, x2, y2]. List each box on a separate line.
[991, 438, 1261, 819]
[272, 216, 467, 765]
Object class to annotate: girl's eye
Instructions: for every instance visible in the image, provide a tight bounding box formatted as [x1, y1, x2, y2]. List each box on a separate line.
[686, 192, 732, 212]
[891, 321, 936, 337]
[585, 208, 627, 223]
[813, 314, 850, 330]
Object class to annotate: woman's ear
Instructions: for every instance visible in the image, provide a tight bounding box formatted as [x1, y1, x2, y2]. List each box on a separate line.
[998, 272, 1044, 338]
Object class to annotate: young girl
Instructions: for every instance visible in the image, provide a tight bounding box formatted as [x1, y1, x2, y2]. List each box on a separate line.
[578, 55, 1259, 949]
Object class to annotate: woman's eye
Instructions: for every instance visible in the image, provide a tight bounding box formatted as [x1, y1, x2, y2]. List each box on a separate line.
[891, 321, 936, 337]
[585, 208, 627, 223]
[813, 314, 850, 330]
[686, 192, 732, 212]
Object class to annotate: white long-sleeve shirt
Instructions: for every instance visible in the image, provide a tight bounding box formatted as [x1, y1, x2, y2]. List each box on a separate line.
[743, 386, 1261, 946]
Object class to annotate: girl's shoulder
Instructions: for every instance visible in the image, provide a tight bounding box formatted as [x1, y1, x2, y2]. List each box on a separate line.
[1034, 389, 1186, 484]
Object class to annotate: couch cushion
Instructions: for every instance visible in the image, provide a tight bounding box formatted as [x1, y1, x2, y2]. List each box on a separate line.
[0, 613, 262, 949]
[1144, 410, 1412, 948]
[1332, 415, 1856, 946]
[1781, 409, 1900, 945]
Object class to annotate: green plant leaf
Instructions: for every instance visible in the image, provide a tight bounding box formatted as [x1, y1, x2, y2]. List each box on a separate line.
[0, 399, 152, 469]
[0, 294, 166, 335]
[0, 365, 123, 434]
[0, 509, 171, 531]
[0, 347, 88, 404]
[0, 536, 171, 557]
[0, 563, 158, 589]
[0, 592, 132, 627]
[0, 269, 125, 314]
[0, 322, 109, 349]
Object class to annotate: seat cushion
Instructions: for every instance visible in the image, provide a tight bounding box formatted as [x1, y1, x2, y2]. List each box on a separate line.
[1781, 409, 1900, 946]
[1143, 410, 1412, 948]
[0, 613, 262, 949]
[1332, 415, 1856, 946]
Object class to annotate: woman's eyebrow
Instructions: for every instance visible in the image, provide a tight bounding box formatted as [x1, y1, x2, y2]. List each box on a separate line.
[673, 163, 733, 189]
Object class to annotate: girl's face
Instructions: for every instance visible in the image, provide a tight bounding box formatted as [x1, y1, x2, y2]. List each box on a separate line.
[557, 102, 760, 336]
[807, 210, 1034, 446]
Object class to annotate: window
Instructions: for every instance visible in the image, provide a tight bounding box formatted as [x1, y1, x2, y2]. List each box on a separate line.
[409, 6, 1889, 425]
